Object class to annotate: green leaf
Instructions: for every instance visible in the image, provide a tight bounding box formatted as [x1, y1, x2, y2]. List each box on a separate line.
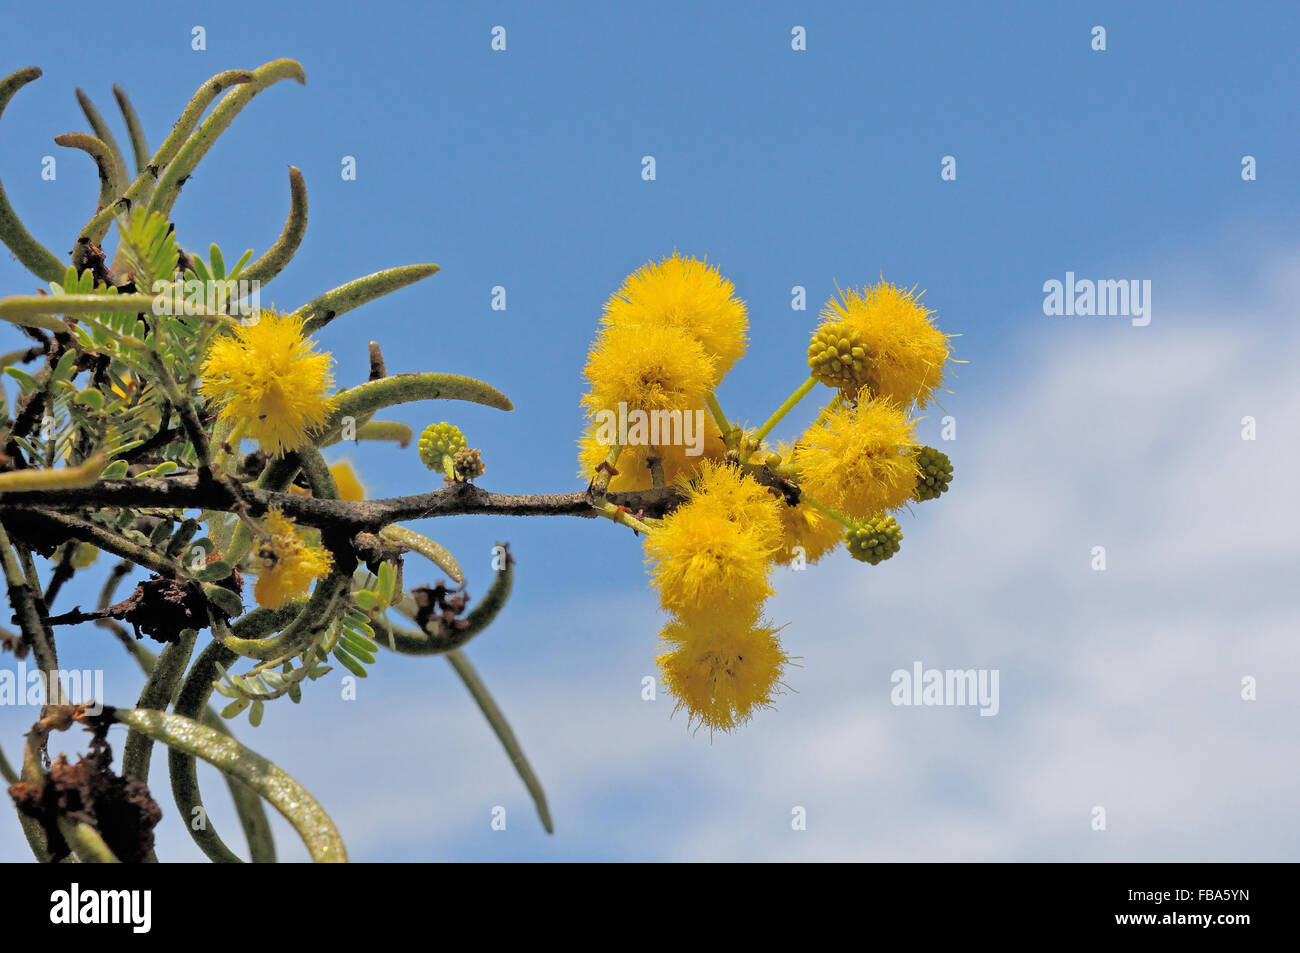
[353, 589, 380, 612]
[332, 647, 367, 678]
[149, 520, 175, 548]
[341, 607, 374, 630]
[165, 519, 201, 557]
[209, 243, 226, 281]
[248, 699, 264, 727]
[203, 584, 244, 618]
[51, 350, 78, 384]
[194, 560, 233, 582]
[221, 698, 250, 719]
[375, 562, 396, 604]
[74, 388, 104, 411]
[228, 248, 254, 278]
[4, 367, 38, 392]
[339, 633, 376, 665]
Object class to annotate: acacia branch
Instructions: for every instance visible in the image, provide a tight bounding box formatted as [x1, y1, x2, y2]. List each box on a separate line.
[0, 475, 684, 531]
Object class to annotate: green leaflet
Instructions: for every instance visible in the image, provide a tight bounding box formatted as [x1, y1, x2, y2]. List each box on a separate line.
[115, 208, 179, 289]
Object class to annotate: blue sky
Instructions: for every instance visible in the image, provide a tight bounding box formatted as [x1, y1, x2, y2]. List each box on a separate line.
[2, 1, 1298, 861]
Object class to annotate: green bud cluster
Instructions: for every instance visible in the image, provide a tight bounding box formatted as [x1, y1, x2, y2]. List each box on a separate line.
[845, 514, 903, 565]
[808, 320, 871, 389]
[417, 422, 467, 473]
[911, 446, 953, 501]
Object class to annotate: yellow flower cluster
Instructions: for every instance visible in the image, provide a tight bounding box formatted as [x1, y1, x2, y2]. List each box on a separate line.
[198, 310, 335, 457]
[577, 259, 955, 734]
[647, 463, 790, 733]
[252, 509, 333, 609]
[577, 253, 745, 491]
[774, 280, 952, 566]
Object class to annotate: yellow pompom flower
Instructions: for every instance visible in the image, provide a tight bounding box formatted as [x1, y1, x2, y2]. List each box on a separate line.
[656, 609, 788, 733]
[328, 461, 366, 501]
[644, 466, 783, 620]
[772, 502, 844, 566]
[686, 460, 783, 539]
[602, 252, 748, 375]
[198, 310, 334, 456]
[791, 393, 918, 518]
[819, 281, 951, 407]
[252, 509, 332, 609]
[582, 322, 717, 417]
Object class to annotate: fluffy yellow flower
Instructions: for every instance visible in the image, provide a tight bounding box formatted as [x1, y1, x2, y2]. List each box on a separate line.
[328, 461, 365, 501]
[582, 322, 717, 416]
[684, 460, 783, 542]
[602, 253, 748, 375]
[252, 509, 332, 609]
[772, 502, 843, 566]
[577, 411, 727, 491]
[644, 466, 782, 620]
[820, 281, 950, 407]
[791, 394, 918, 518]
[198, 310, 334, 456]
[656, 609, 788, 733]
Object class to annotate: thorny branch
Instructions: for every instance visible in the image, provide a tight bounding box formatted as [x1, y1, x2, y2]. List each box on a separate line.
[0, 476, 690, 532]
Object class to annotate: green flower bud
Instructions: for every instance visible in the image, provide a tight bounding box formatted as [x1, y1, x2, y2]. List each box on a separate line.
[418, 422, 467, 473]
[911, 446, 953, 501]
[845, 515, 902, 565]
[808, 320, 871, 389]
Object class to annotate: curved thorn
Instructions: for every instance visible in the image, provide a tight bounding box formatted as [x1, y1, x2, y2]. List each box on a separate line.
[0, 67, 65, 282]
[74, 88, 129, 192]
[54, 133, 124, 244]
[241, 166, 307, 285]
[292, 263, 439, 335]
[315, 372, 513, 446]
[115, 706, 347, 862]
[111, 84, 150, 175]
[149, 59, 306, 220]
[80, 69, 255, 240]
